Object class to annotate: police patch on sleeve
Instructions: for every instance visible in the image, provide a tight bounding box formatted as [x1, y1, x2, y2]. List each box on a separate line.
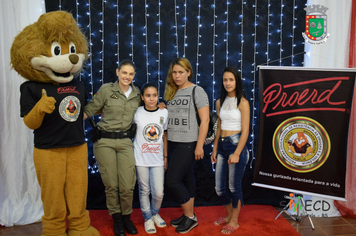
[59, 96, 81, 122]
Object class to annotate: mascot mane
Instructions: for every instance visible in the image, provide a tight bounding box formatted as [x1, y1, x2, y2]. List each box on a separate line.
[10, 11, 87, 83]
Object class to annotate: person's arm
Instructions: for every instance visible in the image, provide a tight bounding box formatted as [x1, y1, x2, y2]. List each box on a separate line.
[228, 97, 250, 164]
[210, 99, 221, 164]
[195, 105, 209, 160]
[163, 130, 168, 171]
[83, 87, 105, 119]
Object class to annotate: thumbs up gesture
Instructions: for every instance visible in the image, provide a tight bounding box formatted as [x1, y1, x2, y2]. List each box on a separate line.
[38, 89, 56, 114]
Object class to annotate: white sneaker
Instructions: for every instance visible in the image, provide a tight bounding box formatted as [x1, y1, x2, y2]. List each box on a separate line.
[144, 218, 156, 234]
[152, 214, 167, 228]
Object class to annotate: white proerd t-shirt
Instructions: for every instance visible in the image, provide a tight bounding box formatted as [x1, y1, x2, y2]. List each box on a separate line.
[133, 106, 168, 167]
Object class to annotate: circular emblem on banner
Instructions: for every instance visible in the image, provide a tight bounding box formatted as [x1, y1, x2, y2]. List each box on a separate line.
[143, 123, 162, 142]
[272, 116, 330, 173]
[59, 96, 81, 122]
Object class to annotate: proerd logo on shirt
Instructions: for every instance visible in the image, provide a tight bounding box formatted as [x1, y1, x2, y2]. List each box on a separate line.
[57, 86, 79, 94]
[141, 143, 160, 153]
[143, 123, 162, 142]
[59, 96, 81, 122]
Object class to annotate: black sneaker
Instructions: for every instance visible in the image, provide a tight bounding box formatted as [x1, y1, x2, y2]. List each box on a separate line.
[170, 214, 185, 227]
[175, 215, 198, 234]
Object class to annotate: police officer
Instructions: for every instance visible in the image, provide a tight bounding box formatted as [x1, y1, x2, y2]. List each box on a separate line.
[84, 59, 141, 236]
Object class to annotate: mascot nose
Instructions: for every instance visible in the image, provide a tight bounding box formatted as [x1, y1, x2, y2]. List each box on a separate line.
[69, 54, 79, 64]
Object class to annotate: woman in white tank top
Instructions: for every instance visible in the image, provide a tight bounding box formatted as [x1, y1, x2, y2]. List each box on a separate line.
[210, 66, 250, 234]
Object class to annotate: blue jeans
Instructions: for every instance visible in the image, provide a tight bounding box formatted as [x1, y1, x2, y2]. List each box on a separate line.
[136, 166, 165, 221]
[215, 133, 249, 208]
[166, 141, 196, 205]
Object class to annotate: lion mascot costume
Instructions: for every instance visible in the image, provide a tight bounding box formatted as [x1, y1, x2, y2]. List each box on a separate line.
[10, 11, 100, 236]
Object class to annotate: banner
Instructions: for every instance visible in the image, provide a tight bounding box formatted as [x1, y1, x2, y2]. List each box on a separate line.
[253, 66, 356, 201]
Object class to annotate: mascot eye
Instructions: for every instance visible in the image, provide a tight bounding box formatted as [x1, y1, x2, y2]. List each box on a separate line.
[69, 42, 76, 54]
[51, 42, 61, 56]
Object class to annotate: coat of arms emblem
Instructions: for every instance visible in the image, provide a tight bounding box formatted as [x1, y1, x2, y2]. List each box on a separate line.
[302, 5, 329, 45]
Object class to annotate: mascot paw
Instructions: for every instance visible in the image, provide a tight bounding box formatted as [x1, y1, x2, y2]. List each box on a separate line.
[68, 226, 100, 236]
[39, 89, 56, 114]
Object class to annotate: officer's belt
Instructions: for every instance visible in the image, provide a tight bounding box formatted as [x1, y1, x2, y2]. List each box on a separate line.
[100, 130, 130, 139]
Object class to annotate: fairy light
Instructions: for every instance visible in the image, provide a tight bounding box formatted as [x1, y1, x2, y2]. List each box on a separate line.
[144, 1, 149, 82]
[157, 1, 162, 99]
[76, 1, 79, 24]
[130, 1, 134, 60]
[279, 1, 284, 66]
[100, 0, 105, 84]
[59, 0, 62, 10]
[195, 0, 201, 84]
[240, 2, 244, 75]
[292, 0, 296, 66]
[87, 0, 97, 173]
[174, 0, 179, 57]
[225, 1, 229, 66]
[267, 0, 270, 65]
[183, 0, 187, 57]
[210, 1, 217, 166]
[116, 0, 120, 64]
[248, 0, 258, 168]
[253, 1, 257, 73]
[75, 0, 82, 81]
[211, 1, 216, 112]
[87, 1, 93, 98]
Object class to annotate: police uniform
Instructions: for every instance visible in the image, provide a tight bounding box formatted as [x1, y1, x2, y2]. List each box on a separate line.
[84, 81, 141, 216]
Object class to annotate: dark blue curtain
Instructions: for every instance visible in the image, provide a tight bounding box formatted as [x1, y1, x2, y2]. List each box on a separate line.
[45, 0, 306, 209]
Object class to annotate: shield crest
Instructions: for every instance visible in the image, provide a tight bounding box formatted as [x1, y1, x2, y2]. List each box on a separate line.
[305, 15, 327, 41]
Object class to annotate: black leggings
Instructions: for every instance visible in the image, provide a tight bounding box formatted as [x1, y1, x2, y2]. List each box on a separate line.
[166, 141, 196, 205]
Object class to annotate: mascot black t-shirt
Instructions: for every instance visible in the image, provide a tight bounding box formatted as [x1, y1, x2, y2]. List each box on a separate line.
[20, 80, 86, 149]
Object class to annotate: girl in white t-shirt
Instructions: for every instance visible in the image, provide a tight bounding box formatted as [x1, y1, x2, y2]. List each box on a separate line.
[133, 83, 168, 234]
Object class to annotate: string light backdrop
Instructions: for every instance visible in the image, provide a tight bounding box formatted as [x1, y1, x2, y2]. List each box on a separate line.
[46, 0, 306, 207]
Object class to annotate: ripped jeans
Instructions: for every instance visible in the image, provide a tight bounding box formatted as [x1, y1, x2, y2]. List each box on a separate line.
[215, 133, 249, 208]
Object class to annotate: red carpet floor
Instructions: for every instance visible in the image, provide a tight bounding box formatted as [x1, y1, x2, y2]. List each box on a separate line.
[89, 205, 300, 236]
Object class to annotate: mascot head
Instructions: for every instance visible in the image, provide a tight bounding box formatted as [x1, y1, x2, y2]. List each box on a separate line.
[10, 11, 88, 83]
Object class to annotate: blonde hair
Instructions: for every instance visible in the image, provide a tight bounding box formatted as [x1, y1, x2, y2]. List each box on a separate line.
[164, 58, 193, 101]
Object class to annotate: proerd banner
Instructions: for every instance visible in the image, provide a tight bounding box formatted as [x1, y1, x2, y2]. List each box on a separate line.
[253, 66, 355, 201]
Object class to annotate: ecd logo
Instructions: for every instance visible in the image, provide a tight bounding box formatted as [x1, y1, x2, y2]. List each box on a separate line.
[286, 193, 331, 214]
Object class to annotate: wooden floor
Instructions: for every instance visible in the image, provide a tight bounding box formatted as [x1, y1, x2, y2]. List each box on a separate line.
[1, 209, 356, 236]
[275, 207, 356, 236]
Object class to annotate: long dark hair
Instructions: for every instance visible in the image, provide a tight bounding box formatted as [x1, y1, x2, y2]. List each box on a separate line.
[220, 66, 246, 107]
[140, 82, 158, 106]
